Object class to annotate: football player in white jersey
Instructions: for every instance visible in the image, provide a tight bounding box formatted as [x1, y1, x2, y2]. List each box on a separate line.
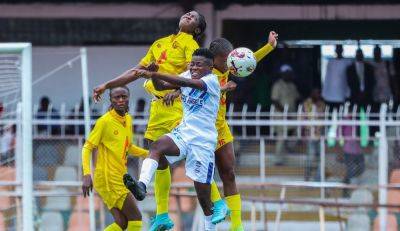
[124, 48, 223, 230]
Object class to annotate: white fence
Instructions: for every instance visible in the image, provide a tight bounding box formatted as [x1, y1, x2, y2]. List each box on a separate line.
[1, 102, 400, 230]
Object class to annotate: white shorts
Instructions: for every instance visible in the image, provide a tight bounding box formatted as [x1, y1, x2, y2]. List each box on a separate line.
[165, 131, 215, 184]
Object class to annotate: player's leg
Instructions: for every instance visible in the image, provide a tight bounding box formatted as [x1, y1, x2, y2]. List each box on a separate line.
[186, 144, 229, 228]
[215, 142, 243, 230]
[149, 155, 174, 231]
[193, 181, 215, 230]
[125, 135, 180, 200]
[120, 193, 143, 231]
[105, 208, 127, 231]
[146, 138, 173, 223]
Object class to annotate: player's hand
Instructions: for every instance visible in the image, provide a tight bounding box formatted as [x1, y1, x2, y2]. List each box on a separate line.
[163, 89, 181, 106]
[268, 31, 278, 48]
[146, 62, 159, 72]
[82, 174, 93, 197]
[93, 84, 106, 103]
[222, 81, 237, 92]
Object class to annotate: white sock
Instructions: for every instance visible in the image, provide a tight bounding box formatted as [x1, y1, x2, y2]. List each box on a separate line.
[204, 214, 215, 231]
[139, 158, 158, 188]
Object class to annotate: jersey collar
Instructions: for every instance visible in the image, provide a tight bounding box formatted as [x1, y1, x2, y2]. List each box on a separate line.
[110, 109, 127, 126]
[172, 31, 194, 41]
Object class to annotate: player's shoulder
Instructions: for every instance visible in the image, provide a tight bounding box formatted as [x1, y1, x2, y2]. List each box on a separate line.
[179, 70, 191, 78]
[152, 35, 172, 46]
[95, 112, 110, 125]
[202, 73, 219, 82]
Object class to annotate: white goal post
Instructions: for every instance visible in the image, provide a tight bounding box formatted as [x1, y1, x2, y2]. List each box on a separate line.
[0, 43, 33, 231]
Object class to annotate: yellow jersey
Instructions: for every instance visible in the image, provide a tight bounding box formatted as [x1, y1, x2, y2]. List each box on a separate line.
[140, 31, 199, 98]
[213, 68, 229, 128]
[82, 109, 147, 189]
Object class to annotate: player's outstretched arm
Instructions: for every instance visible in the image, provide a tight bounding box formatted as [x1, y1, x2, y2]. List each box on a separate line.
[221, 80, 237, 93]
[137, 69, 207, 91]
[93, 63, 159, 102]
[254, 31, 278, 63]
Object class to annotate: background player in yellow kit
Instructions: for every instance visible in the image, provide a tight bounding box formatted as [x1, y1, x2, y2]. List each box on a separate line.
[81, 86, 148, 231]
[164, 31, 278, 230]
[92, 10, 210, 230]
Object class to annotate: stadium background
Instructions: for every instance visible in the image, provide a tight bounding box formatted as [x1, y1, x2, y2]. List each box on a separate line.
[0, 0, 400, 230]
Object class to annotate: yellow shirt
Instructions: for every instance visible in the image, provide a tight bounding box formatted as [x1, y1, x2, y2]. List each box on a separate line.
[140, 32, 199, 97]
[81, 110, 148, 186]
[214, 68, 229, 128]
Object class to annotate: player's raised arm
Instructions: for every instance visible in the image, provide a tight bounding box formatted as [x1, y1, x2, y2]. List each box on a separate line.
[92, 63, 159, 102]
[136, 70, 205, 90]
[254, 31, 278, 62]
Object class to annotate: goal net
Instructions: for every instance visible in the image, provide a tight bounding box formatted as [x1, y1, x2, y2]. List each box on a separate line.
[0, 43, 32, 231]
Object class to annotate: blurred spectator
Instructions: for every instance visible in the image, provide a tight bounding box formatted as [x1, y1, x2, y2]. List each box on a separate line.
[271, 64, 300, 165]
[0, 102, 3, 118]
[0, 124, 16, 165]
[133, 98, 146, 134]
[36, 96, 60, 135]
[346, 48, 375, 108]
[370, 45, 395, 106]
[322, 45, 351, 110]
[271, 64, 300, 112]
[66, 98, 98, 135]
[392, 48, 400, 106]
[341, 115, 365, 187]
[303, 88, 325, 181]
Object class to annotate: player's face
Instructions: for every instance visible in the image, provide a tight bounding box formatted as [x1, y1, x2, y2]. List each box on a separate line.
[189, 56, 213, 79]
[179, 11, 200, 33]
[213, 51, 230, 73]
[110, 88, 129, 114]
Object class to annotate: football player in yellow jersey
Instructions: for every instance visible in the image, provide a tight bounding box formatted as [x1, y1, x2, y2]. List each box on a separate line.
[91, 11, 207, 230]
[81, 86, 148, 231]
[209, 32, 278, 231]
[163, 31, 278, 230]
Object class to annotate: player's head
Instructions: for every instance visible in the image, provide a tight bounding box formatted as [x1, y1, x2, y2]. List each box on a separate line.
[109, 86, 130, 114]
[179, 11, 206, 41]
[189, 48, 214, 79]
[209, 38, 234, 73]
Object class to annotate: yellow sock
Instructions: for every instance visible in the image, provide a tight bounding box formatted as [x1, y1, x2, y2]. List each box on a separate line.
[211, 181, 222, 203]
[104, 222, 123, 231]
[155, 166, 171, 215]
[127, 221, 142, 231]
[226, 194, 242, 229]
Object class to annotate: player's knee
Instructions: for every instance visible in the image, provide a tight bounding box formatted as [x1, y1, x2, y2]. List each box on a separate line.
[149, 141, 163, 157]
[221, 167, 236, 183]
[114, 215, 128, 230]
[127, 212, 142, 221]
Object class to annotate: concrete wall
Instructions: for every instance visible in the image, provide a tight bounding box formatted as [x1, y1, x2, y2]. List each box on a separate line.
[32, 46, 151, 111]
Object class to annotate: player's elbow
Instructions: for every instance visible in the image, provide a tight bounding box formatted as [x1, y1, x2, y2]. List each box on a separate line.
[153, 83, 165, 91]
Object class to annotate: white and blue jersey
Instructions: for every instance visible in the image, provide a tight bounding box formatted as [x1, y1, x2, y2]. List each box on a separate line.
[165, 70, 220, 184]
[178, 70, 220, 149]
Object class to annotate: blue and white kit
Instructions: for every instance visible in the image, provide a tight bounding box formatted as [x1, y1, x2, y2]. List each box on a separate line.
[166, 70, 220, 184]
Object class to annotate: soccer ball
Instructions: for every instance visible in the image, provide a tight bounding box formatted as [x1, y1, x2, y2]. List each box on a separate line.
[227, 47, 257, 77]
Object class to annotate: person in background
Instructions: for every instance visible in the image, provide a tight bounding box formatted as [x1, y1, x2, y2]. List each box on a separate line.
[341, 114, 365, 196]
[346, 48, 375, 108]
[322, 45, 351, 111]
[303, 88, 325, 181]
[271, 64, 300, 165]
[36, 96, 60, 135]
